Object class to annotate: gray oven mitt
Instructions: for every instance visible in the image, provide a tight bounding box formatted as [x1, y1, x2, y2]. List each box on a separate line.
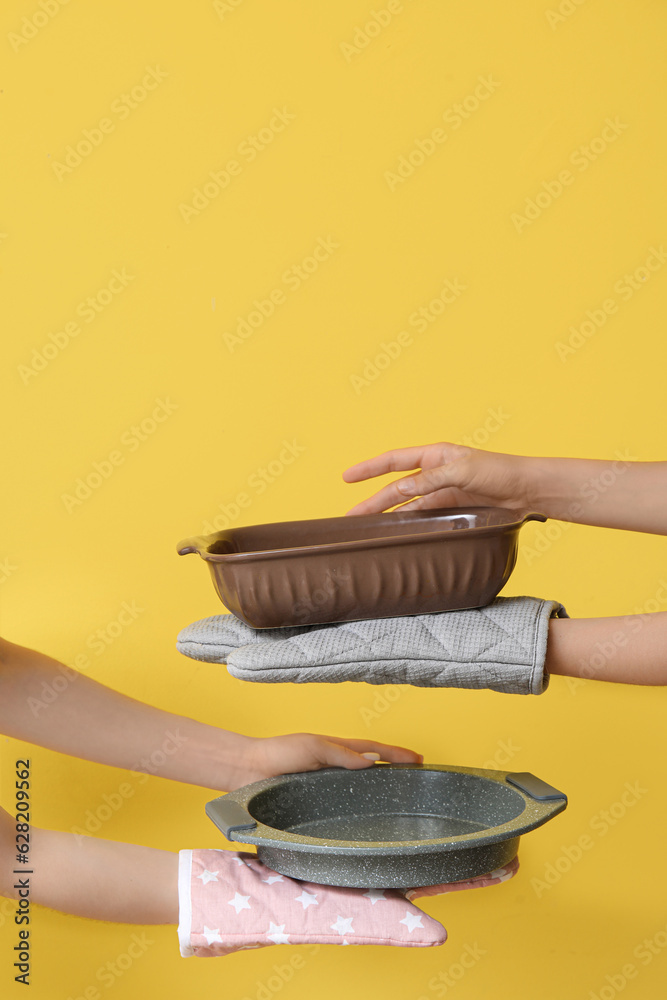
[176, 596, 567, 695]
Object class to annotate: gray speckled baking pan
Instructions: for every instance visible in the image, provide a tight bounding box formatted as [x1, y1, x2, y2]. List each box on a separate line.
[205, 764, 567, 888]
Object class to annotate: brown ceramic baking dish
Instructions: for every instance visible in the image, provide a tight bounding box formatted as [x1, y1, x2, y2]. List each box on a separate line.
[177, 506, 546, 629]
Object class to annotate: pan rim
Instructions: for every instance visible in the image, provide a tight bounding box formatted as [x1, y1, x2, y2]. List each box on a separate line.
[186, 506, 544, 563]
[215, 764, 566, 854]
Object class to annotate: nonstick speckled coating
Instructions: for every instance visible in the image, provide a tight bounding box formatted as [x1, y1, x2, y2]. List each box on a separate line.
[206, 764, 567, 888]
[178, 506, 547, 628]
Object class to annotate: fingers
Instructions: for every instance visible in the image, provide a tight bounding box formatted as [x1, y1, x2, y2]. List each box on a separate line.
[343, 443, 467, 486]
[344, 445, 471, 515]
[343, 446, 433, 484]
[346, 464, 461, 516]
[345, 477, 418, 515]
[324, 737, 423, 765]
[391, 487, 464, 512]
[314, 742, 383, 770]
[395, 465, 464, 503]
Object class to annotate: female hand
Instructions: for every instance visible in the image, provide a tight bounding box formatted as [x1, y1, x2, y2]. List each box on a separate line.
[237, 733, 423, 788]
[344, 443, 667, 534]
[343, 443, 534, 516]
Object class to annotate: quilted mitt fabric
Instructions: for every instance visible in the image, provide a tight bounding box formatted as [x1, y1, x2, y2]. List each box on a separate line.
[178, 849, 448, 957]
[176, 596, 567, 694]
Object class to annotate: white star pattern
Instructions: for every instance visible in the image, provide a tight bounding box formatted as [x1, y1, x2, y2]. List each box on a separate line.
[232, 857, 246, 866]
[490, 866, 513, 882]
[267, 922, 290, 944]
[197, 869, 219, 885]
[202, 926, 222, 945]
[399, 911, 424, 933]
[294, 890, 318, 910]
[262, 874, 284, 884]
[228, 892, 251, 914]
[362, 888, 386, 905]
[330, 915, 355, 936]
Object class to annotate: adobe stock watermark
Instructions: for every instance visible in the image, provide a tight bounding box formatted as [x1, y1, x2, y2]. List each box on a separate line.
[61, 397, 178, 514]
[51, 67, 168, 181]
[385, 75, 500, 191]
[179, 107, 296, 223]
[8, 0, 72, 53]
[63, 932, 155, 999]
[555, 245, 667, 361]
[359, 685, 402, 727]
[237, 946, 321, 1000]
[222, 237, 339, 352]
[212, 0, 247, 19]
[480, 737, 521, 771]
[0, 557, 18, 584]
[17, 268, 135, 384]
[70, 729, 189, 843]
[545, 0, 589, 31]
[350, 278, 467, 394]
[460, 407, 510, 448]
[417, 941, 486, 999]
[339, 0, 415, 63]
[521, 450, 635, 566]
[201, 439, 306, 534]
[289, 568, 353, 625]
[588, 921, 667, 1000]
[531, 780, 648, 898]
[27, 601, 145, 717]
[511, 118, 628, 233]
[566, 579, 667, 695]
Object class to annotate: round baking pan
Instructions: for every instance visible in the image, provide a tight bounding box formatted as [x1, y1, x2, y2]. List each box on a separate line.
[178, 506, 547, 628]
[205, 764, 567, 888]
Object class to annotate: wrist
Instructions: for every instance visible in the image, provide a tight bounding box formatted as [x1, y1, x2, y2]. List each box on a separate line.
[151, 719, 255, 792]
[214, 734, 267, 791]
[207, 730, 258, 791]
[500, 453, 551, 513]
[524, 456, 588, 521]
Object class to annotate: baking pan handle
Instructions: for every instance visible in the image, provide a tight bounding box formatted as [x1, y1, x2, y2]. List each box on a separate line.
[506, 771, 567, 802]
[205, 796, 258, 840]
[518, 511, 548, 525]
[177, 536, 204, 556]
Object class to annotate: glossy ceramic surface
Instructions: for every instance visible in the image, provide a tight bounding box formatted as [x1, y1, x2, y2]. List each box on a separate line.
[178, 506, 546, 628]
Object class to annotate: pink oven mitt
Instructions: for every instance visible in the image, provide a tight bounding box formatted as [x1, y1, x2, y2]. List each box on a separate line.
[178, 849, 518, 957]
[405, 854, 519, 900]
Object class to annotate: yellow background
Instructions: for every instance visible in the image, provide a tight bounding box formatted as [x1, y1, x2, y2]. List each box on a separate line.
[2, 0, 667, 997]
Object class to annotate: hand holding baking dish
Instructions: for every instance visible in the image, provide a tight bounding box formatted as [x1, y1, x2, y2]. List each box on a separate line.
[178, 849, 520, 957]
[177, 596, 565, 693]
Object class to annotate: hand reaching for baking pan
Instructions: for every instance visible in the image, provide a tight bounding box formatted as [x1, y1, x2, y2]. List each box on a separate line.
[343, 442, 667, 687]
[343, 443, 667, 535]
[343, 444, 531, 518]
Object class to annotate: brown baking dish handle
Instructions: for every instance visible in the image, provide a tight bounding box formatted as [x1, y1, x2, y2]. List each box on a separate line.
[177, 537, 206, 556]
[516, 511, 548, 525]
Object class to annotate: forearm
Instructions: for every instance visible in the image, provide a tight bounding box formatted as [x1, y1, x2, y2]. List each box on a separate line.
[526, 456, 667, 534]
[0, 639, 252, 791]
[546, 612, 667, 685]
[0, 809, 178, 923]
